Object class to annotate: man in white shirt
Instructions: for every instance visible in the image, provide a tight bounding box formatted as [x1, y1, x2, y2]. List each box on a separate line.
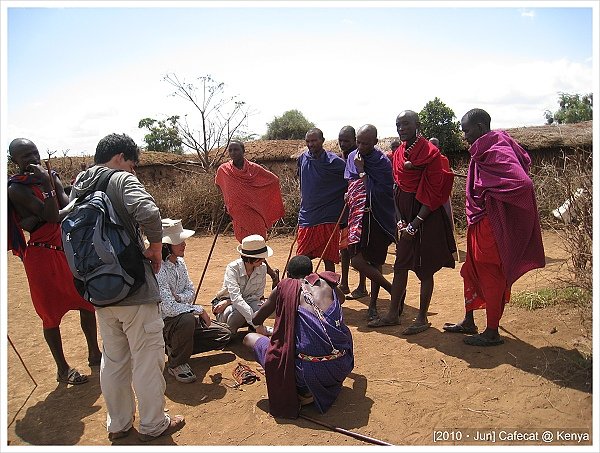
[157, 219, 231, 383]
[213, 235, 273, 336]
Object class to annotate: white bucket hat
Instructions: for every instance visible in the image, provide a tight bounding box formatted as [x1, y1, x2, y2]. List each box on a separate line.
[236, 234, 273, 259]
[162, 218, 195, 245]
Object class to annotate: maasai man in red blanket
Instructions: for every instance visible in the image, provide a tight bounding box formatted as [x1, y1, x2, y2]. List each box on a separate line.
[243, 255, 354, 419]
[7, 138, 102, 385]
[444, 109, 545, 346]
[297, 128, 347, 272]
[345, 124, 396, 322]
[215, 140, 285, 287]
[369, 111, 456, 334]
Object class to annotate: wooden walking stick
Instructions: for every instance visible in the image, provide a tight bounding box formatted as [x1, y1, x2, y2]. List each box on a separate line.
[314, 203, 347, 273]
[193, 209, 227, 303]
[299, 414, 392, 446]
[282, 222, 300, 278]
[7, 335, 37, 386]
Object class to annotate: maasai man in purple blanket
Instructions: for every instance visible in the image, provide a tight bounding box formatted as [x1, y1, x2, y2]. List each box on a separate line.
[296, 128, 348, 272]
[444, 109, 545, 346]
[344, 124, 396, 322]
[244, 255, 354, 419]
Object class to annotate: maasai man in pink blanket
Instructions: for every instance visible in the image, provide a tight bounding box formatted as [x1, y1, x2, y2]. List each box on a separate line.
[215, 140, 285, 287]
[443, 109, 545, 346]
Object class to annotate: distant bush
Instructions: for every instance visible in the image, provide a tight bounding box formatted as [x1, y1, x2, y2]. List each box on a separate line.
[263, 110, 315, 140]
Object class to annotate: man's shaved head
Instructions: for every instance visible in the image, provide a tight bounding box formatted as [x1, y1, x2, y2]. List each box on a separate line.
[8, 138, 36, 157]
[396, 110, 420, 125]
[357, 124, 377, 140]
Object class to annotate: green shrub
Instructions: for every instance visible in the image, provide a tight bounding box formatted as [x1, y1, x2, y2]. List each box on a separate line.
[512, 287, 592, 311]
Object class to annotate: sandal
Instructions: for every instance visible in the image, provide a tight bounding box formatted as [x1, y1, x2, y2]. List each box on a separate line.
[232, 362, 260, 386]
[57, 368, 89, 385]
[346, 288, 369, 300]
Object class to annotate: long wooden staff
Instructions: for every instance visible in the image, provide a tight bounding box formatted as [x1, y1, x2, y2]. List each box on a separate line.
[193, 210, 227, 303]
[282, 222, 300, 278]
[299, 414, 392, 446]
[7, 335, 37, 386]
[314, 203, 347, 273]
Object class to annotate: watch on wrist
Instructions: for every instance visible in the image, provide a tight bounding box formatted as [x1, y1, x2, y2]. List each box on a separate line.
[358, 172, 366, 178]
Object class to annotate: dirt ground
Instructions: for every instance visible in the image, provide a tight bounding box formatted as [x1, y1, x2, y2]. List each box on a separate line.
[4, 230, 594, 448]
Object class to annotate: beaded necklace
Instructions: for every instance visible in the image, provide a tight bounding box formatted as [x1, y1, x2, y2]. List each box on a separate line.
[404, 135, 422, 159]
[301, 280, 339, 355]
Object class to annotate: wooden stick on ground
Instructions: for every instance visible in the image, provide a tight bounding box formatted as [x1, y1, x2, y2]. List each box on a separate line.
[299, 413, 393, 446]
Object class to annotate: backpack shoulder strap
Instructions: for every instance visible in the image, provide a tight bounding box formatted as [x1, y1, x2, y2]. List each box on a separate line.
[76, 169, 122, 202]
[95, 169, 122, 194]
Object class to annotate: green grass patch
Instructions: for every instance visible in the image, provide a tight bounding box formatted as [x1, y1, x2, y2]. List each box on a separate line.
[512, 287, 592, 310]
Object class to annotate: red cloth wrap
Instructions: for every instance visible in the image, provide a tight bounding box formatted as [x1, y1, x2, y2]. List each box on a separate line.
[215, 159, 285, 242]
[20, 186, 96, 328]
[460, 216, 511, 329]
[297, 224, 340, 264]
[392, 136, 454, 211]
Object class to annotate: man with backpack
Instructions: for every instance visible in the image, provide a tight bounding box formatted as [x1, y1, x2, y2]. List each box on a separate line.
[70, 133, 185, 442]
[7, 138, 102, 386]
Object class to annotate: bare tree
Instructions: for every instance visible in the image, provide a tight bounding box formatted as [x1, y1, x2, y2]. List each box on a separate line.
[163, 73, 253, 170]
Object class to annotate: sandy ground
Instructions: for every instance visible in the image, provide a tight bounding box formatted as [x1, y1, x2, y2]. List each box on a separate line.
[4, 230, 594, 449]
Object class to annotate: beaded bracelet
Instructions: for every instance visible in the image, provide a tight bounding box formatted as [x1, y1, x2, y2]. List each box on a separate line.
[406, 223, 418, 236]
[42, 189, 56, 199]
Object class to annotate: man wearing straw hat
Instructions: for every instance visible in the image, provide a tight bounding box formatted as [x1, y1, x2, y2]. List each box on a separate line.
[158, 219, 232, 383]
[213, 235, 274, 335]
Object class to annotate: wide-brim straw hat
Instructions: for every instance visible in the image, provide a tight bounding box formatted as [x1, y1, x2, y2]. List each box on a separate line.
[236, 234, 273, 259]
[162, 218, 195, 245]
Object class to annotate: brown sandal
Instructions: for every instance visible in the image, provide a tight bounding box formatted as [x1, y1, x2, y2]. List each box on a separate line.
[232, 362, 260, 386]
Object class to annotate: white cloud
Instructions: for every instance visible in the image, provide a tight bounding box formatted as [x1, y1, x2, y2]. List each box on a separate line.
[4, 11, 594, 154]
[520, 9, 536, 18]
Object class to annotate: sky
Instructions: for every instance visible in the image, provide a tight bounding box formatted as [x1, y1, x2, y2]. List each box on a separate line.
[1, 1, 598, 157]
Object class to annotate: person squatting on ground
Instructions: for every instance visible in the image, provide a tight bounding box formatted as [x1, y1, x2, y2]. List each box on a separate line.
[70, 133, 185, 442]
[344, 125, 396, 322]
[215, 140, 284, 287]
[212, 235, 273, 336]
[443, 108, 545, 346]
[243, 255, 354, 419]
[296, 128, 348, 272]
[337, 125, 368, 299]
[7, 138, 102, 386]
[157, 219, 231, 384]
[369, 111, 456, 334]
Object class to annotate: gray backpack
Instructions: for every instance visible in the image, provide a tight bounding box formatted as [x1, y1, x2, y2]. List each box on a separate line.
[61, 170, 146, 306]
